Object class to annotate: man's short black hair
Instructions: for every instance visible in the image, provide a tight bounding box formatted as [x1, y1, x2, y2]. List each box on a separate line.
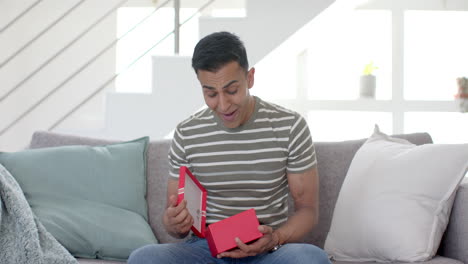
[192, 31, 249, 73]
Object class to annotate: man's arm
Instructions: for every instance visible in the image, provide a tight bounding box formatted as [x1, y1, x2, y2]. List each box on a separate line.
[274, 166, 319, 244]
[163, 178, 194, 239]
[217, 167, 319, 258]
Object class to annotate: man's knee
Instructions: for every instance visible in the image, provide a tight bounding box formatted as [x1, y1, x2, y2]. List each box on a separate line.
[128, 244, 163, 264]
[128, 240, 211, 264]
[279, 244, 331, 264]
[303, 244, 330, 263]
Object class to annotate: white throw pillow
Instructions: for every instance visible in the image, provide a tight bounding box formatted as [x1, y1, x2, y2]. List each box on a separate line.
[324, 126, 468, 262]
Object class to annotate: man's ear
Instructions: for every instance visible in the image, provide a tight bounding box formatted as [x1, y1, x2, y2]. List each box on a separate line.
[247, 67, 255, 89]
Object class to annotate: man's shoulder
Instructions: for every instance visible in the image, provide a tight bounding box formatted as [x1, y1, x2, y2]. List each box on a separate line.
[176, 107, 214, 130]
[256, 97, 301, 120]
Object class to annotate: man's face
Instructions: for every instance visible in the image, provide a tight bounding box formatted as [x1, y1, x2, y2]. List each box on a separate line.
[197, 61, 255, 129]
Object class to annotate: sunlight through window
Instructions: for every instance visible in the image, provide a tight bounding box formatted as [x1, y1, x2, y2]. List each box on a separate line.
[308, 111, 392, 141]
[405, 11, 468, 100]
[306, 10, 392, 100]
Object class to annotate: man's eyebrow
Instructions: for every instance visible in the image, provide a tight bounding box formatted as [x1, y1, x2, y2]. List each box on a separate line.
[202, 85, 215, 90]
[223, 80, 238, 89]
[202, 80, 238, 90]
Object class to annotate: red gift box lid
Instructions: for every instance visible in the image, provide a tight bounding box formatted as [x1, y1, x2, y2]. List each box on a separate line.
[177, 166, 207, 238]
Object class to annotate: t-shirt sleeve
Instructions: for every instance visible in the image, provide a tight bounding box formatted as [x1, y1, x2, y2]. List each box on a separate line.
[167, 126, 189, 180]
[287, 114, 317, 174]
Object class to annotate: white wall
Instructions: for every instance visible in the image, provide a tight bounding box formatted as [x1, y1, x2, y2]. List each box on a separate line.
[199, 0, 334, 66]
[0, 0, 335, 151]
[104, 56, 203, 140]
[102, 0, 336, 142]
[0, 0, 120, 150]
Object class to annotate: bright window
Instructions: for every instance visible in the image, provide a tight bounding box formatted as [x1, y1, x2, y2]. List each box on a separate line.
[307, 111, 392, 141]
[255, 4, 467, 144]
[404, 11, 468, 100]
[306, 10, 392, 100]
[404, 112, 468, 144]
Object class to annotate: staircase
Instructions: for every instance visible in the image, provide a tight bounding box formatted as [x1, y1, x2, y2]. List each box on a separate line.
[0, 0, 335, 151]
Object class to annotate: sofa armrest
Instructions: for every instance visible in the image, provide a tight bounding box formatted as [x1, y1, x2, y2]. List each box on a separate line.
[439, 178, 468, 263]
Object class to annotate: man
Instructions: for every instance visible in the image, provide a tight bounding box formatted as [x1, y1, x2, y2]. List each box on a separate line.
[128, 31, 330, 264]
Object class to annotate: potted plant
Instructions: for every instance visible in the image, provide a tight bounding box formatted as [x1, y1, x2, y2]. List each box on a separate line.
[360, 61, 378, 98]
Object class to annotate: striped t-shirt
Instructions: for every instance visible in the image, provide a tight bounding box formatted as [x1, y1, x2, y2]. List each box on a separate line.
[168, 96, 316, 228]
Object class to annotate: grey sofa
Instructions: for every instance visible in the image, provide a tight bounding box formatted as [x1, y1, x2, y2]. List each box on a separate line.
[28, 131, 468, 264]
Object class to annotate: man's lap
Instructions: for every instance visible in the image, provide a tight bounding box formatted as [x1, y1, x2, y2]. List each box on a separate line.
[128, 237, 331, 264]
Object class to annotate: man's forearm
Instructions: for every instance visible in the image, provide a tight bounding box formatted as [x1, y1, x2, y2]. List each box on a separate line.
[273, 206, 317, 245]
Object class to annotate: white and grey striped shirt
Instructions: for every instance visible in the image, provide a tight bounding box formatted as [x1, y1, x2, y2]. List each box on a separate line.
[168, 96, 316, 228]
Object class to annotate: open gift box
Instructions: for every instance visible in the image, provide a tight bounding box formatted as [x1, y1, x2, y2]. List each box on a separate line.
[177, 166, 263, 256]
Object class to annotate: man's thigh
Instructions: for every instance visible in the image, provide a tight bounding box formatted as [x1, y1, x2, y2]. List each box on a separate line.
[128, 239, 330, 264]
[128, 237, 222, 264]
[255, 243, 331, 264]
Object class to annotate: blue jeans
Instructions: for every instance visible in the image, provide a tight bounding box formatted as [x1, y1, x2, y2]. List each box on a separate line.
[128, 236, 331, 264]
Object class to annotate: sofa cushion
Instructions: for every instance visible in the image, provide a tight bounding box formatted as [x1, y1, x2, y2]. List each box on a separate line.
[28, 130, 182, 244]
[0, 137, 157, 261]
[299, 131, 433, 248]
[324, 126, 468, 262]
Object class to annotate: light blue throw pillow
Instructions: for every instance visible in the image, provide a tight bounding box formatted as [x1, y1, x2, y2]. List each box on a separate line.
[0, 137, 157, 261]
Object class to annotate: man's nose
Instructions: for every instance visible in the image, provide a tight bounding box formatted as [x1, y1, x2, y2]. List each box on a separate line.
[218, 94, 230, 112]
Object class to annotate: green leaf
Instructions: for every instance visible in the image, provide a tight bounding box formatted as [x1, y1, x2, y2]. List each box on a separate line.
[363, 61, 378, 75]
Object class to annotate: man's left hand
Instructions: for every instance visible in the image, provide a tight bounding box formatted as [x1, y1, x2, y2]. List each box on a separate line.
[216, 225, 280, 259]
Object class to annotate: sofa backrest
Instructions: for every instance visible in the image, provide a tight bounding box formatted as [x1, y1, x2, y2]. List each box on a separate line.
[29, 131, 433, 246]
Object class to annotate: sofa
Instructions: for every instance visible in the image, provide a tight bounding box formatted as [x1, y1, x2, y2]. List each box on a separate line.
[24, 130, 468, 264]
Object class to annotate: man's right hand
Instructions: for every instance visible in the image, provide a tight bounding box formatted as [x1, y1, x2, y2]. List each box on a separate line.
[163, 194, 194, 238]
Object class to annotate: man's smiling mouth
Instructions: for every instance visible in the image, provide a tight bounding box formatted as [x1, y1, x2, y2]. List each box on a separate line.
[221, 110, 237, 121]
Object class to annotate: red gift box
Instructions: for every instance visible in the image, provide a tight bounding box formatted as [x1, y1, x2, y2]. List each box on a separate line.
[177, 167, 263, 256]
[205, 208, 264, 256]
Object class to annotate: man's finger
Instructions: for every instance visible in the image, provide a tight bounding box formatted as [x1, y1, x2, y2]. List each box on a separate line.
[168, 194, 178, 207]
[178, 216, 193, 233]
[217, 249, 247, 259]
[166, 199, 187, 218]
[258, 225, 273, 234]
[235, 237, 248, 249]
[180, 214, 194, 227]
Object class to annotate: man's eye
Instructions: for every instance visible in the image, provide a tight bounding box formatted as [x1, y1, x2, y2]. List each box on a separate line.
[227, 89, 237, 95]
[207, 93, 217, 98]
